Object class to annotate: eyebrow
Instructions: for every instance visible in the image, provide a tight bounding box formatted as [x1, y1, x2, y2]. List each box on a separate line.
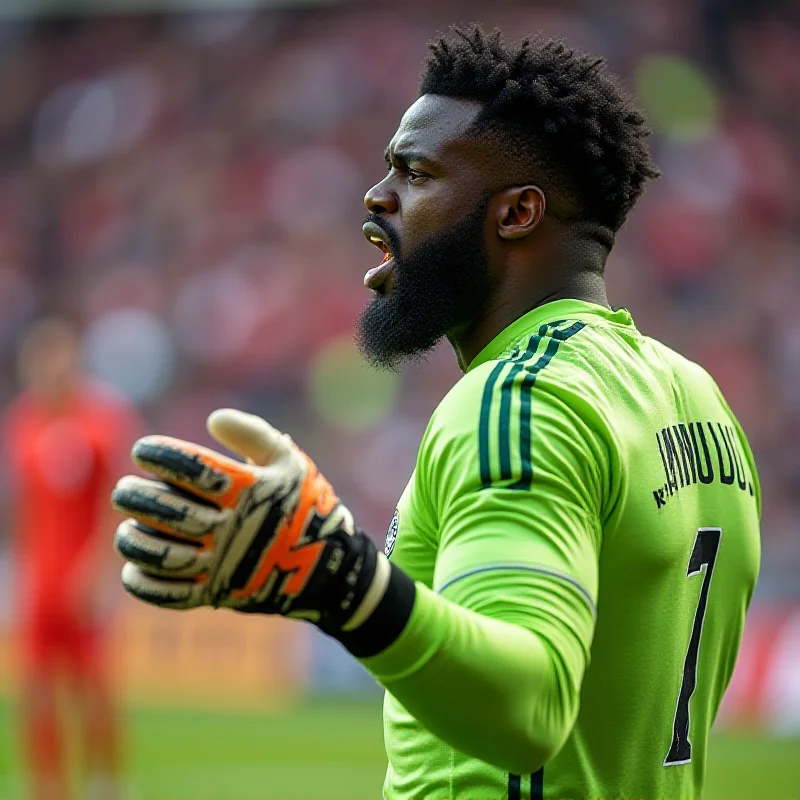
[384, 147, 436, 168]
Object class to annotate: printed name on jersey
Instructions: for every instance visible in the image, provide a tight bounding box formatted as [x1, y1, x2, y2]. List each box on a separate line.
[385, 509, 399, 557]
[652, 421, 754, 509]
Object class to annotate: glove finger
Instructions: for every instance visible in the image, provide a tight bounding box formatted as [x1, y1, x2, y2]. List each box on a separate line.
[114, 519, 213, 577]
[120, 562, 204, 610]
[131, 436, 257, 509]
[111, 475, 226, 539]
[207, 409, 290, 467]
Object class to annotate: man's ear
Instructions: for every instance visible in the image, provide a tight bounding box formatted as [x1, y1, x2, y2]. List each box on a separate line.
[496, 186, 546, 240]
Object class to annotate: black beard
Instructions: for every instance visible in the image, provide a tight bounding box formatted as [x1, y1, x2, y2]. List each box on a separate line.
[355, 196, 493, 371]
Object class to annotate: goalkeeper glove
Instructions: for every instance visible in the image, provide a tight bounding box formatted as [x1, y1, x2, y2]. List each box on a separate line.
[111, 409, 415, 657]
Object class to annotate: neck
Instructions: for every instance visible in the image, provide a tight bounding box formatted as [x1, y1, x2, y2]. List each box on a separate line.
[449, 271, 608, 372]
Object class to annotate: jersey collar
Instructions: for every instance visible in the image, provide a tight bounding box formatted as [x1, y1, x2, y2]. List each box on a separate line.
[467, 299, 635, 373]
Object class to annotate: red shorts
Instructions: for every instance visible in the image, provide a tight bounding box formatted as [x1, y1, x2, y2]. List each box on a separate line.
[22, 608, 105, 676]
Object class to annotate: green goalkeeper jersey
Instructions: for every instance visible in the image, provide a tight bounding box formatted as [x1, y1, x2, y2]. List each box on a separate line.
[373, 299, 760, 800]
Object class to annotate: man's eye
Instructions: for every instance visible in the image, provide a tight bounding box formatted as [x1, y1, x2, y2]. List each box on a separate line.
[407, 170, 428, 185]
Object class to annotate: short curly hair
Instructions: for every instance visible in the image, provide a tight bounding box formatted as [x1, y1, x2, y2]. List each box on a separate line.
[420, 25, 660, 236]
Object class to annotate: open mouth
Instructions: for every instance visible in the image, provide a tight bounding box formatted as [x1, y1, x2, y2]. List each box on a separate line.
[371, 237, 392, 265]
[363, 225, 396, 292]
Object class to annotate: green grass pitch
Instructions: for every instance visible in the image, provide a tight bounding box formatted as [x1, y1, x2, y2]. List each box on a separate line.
[0, 698, 797, 799]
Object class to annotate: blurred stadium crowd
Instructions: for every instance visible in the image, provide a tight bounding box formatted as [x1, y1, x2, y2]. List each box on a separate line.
[0, 0, 797, 594]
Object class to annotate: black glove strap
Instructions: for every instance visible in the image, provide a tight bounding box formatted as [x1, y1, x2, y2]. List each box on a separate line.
[333, 557, 416, 659]
[314, 528, 415, 658]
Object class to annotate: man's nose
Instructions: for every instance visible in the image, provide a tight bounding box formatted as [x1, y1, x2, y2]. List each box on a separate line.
[364, 178, 399, 215]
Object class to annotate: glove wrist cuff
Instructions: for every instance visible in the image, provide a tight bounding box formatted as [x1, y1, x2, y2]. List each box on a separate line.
[332, 555, 416, 659]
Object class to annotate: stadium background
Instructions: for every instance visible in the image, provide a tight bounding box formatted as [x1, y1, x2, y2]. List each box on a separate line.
[0, 0, 798, 797]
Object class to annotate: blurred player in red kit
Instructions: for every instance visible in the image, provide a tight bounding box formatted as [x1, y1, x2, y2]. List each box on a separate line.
[3, 318, 139, 800]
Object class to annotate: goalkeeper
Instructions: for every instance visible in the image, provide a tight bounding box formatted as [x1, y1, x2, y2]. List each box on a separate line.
[112, 27, 761, 800]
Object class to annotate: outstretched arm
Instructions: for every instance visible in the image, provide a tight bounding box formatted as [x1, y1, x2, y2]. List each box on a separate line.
[112, 399, 603, 773]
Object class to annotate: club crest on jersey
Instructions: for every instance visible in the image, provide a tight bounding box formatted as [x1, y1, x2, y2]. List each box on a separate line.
[385, 509, 399, 558]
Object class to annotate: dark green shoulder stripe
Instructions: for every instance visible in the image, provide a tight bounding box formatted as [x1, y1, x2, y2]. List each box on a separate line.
[508, 320, 587, 491]
[550, 320, 587, 341]
[498, 365, 523, 480]
[480, 334, 540, 488]
[497, 327, 547, 480]
[508, 336, 561, 488]
[480, 320, 586, 489]
[497, 332, 545, 481]
[479, 361, 507, 487]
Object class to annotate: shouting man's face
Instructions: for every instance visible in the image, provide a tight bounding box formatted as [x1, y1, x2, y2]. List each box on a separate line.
[357, 95, 496, 370]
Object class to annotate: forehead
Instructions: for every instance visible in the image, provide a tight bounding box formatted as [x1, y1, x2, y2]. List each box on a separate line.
[388, 94, 483, 158]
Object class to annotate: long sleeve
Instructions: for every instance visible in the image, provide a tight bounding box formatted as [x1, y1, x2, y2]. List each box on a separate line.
[362, 567, 593, 775]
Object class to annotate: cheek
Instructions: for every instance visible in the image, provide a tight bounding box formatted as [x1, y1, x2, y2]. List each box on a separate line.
[401, 191, 457, 245]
